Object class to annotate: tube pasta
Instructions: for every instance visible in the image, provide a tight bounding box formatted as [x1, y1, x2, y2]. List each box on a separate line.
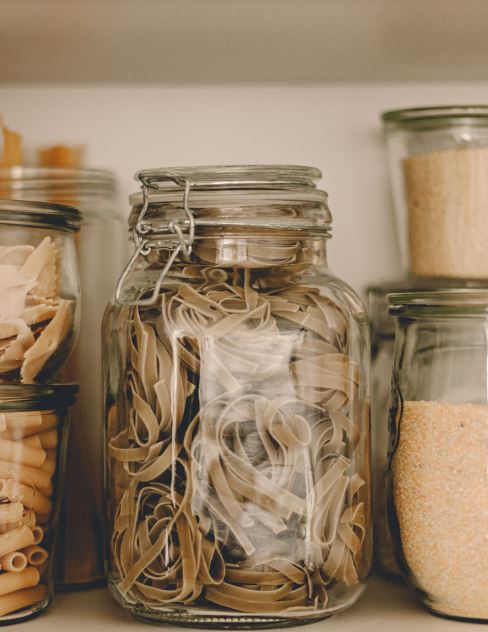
[0, 527, 34, 558]
[0, 568, 39, 596]
[22, 546, 48, 567]
[0, 462, 51, 489]
[36, 430, 58, 450]
[39, 451, 55, 475]
[0, 503, 23, 526]
[0, 440, 45, 468]
[0, 407, 60, 619]
[0, 414, 58, 440]
[0, 480, 52, 514]
[109, 264, 368, 615]
[0, 585, 46, 616]
[31, 527, 43, 546]
[0, 552, 27, 573]
[39, 483, 53, 498]
[2, 412, 43, 430]
[22, 436, 42, 449]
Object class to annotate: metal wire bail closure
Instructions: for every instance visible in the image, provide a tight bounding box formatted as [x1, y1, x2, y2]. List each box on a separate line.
[115, 174, 195, 306]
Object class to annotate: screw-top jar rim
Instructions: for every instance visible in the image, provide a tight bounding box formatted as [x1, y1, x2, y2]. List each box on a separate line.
[0, 166, 117, 197]
[382, 105, 488, 130]
[0, 199, 82, 231]
[388, 289, 488, 316]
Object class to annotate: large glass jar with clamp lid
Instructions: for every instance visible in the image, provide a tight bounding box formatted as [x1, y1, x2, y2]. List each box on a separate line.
[103, 166, 371, 627]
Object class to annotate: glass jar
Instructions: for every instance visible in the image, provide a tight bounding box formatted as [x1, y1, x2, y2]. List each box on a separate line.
[0, 383, 77, 623]
[387, 289, 488, 621]
[368, 284, 399, 578]
[104, 165, 371, 627]
[0, 166, 124, 585]
[0, 199, 81, 384]
[382, 106, 488, 279]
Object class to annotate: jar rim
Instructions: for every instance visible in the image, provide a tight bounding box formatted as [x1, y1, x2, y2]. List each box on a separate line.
[135, 165, 323, 190]
[0, 165, 116, 188]
[382, 105, 488, 128]
[0, 383, 78, 411]
[0, 198, 82, 231]
[388, 288, 488, 315]
[130, 164, 331, 234]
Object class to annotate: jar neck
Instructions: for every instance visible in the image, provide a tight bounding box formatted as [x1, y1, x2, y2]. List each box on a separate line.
[145, 234, 329, 269]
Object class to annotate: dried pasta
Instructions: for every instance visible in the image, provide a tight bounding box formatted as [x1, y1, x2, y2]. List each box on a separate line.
[0, 408, 61, 618]
[0, 237, 74, 384]
[109, 259, 368, 617]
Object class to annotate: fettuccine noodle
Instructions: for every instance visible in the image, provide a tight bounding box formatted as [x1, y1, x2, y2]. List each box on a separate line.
[109, 251, 367, 617]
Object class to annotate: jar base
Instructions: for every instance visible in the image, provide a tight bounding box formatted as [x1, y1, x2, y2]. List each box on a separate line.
[0, 599, 48, 626]
[131, 608, 333, 629]
[109, 580, 367, 629]
[425, 602, 488, 624]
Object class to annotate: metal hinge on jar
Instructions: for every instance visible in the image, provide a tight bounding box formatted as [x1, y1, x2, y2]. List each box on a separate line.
[115, 173, 195, 307]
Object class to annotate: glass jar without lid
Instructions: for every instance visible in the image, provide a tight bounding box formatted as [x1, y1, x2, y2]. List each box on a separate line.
[104, 165, 371, 627]
[0, 199, 81, 385]
[387, 289, 488, 621]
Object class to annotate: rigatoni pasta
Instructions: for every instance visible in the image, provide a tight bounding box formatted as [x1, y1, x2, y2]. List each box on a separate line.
[0, 388, 75, 621]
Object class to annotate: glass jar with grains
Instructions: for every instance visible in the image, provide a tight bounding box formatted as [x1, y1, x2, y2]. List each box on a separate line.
[388, 289, 488, 621]
[382, 106, 488, 279]
[103, 166, 371, 627]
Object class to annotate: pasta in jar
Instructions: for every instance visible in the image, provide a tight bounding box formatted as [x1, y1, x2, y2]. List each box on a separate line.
[0, 384, 76, 622]
[104, 166, 371, 627]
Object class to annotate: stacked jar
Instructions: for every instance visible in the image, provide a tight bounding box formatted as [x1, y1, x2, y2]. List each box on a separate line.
[0, 167, 125, 586]
[376, 106, 488, 620]
[104, 165, 372, 626]
[0, 198, 81, 621]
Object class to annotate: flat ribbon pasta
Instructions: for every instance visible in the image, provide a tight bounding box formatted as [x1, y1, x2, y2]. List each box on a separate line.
[109, 260, 367, 616]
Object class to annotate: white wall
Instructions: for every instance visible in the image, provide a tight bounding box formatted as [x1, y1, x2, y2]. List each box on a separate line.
[2, 83, 488, 295]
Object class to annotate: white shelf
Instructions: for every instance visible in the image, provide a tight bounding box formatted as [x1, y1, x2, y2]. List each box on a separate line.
[3, 0, 488, 83]
[19, 577, 471, 631]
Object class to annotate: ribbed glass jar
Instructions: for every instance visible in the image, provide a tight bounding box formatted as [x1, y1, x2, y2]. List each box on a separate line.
[104, 166, 371, 627]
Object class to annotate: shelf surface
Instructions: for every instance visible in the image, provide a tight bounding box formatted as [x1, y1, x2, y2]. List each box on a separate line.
[3, 0, 488, 83]
[18, 577, 473, 630]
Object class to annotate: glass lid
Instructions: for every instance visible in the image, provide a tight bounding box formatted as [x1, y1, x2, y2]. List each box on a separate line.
[129, 164, 331, 233]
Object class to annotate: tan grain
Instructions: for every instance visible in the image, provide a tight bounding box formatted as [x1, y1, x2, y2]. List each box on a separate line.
[394, 400, 488, 619]
[405, 146, 488, 278]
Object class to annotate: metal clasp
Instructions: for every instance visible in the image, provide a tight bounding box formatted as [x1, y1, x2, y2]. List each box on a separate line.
[114, 174, 195, 306]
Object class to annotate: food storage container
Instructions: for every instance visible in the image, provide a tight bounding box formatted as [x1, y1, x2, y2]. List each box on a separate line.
[104, 165, 372, 627]
[0, 166, 123, 586]
[382, 105, 488, 279]
[0, 383, 77, 623]
[368, 284, 399, 578]
[0, 199, 81, 385]
[387, 289, 488, 621]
